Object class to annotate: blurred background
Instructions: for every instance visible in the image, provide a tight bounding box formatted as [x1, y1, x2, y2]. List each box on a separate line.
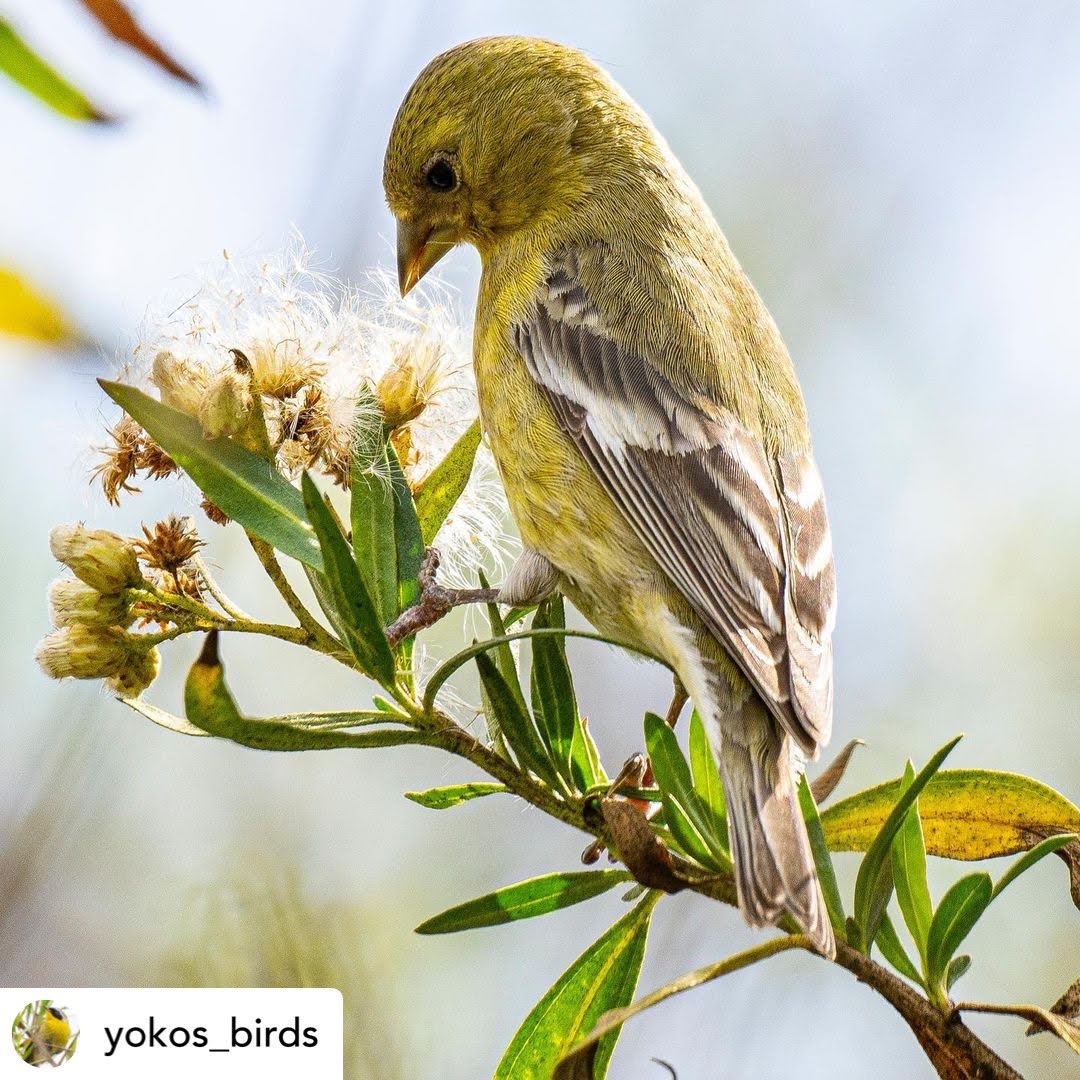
[2, 2, 1078, 1077]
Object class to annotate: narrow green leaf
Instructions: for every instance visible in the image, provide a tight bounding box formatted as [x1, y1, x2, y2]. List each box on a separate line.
[404, 782, 507, 810]
[100, 381, 323, 571]
[925, 872, 993, 992]
[689, 709, 728, 848]
[570, 716, 607, 791]
[875, 913, 924, 986]
[797, 776, 845, 935]
[416, 870, 631, 934]
[992, 833, 1076, 899]
[554, 934, 806, 1079]
[476, 651, 559, 789]
[946, 954, 972, 992]
[121, 695, 208, 737]
[183, 633, 431, 751]
[414, 418, 481, 543]
[478, 570, 528, 714]
[852, 735, 963, 950]
[0, 19, 106, 122]
[892, 762, 933, 965]
[388, 444, 423, 613]
[302, 473, 395, 686]
[530, 598, 579, 788]
[350, 440, 397, 627]
[495, 892, 659, 1080]
[644, 712, 729, 872]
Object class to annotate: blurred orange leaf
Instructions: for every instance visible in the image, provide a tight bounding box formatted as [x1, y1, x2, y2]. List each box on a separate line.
[78, 0, 202, 90]
[0, 270, 78, 343]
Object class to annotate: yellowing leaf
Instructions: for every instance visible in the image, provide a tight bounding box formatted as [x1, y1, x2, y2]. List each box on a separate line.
[0, 269, 77, 343]
[823, 769, 1080, 909]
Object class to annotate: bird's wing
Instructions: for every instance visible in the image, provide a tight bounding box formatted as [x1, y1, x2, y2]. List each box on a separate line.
[511, 248, 835, 754]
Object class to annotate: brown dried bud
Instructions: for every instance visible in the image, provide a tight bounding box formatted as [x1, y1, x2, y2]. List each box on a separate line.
[48, 577, 132, 628]
[133, 516, 204, 578]
[35, 625, 130, 680]
[49, 524, 143, 593]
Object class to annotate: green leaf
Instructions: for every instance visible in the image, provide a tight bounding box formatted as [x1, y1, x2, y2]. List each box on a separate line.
[183, 632, 430, 751]
[852, 735, 962, 951]
[388, 444, 423, 613]
[121, 696, 208, 737]
[404, 782, 507, 810]
[350, 440, 397, 627]
[475, 651, 559, 789]
[689, 709, 728, 849]
[416, 870, 632, 934]
[946, 954, 971, 992]
[822, 767, 1080, 863]
[478, 571, 528, 713]
[554, 934, 806, 1079]
[423, 628, 654, 715]
[0, 19, 106, 122]
[925, 872, 993, 992]
[530, 598, 579, 789]
[875, 913, 924, 986]
[570, 716, 607, 792]
[495, 892, 659, 1080]
[644, 712, 728, 872]
[100, 381, 323, 571]
[301, 473, 396, 686]
[892, 762, 933, 965]
[414, 418, 481, 543]
[797, 776, 845, 936]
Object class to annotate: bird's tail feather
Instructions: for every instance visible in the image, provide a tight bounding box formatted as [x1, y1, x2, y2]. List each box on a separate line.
[717, 723, 836, 958]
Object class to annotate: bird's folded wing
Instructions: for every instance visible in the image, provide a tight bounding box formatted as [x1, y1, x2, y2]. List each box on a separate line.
[511, 248, 836, 755]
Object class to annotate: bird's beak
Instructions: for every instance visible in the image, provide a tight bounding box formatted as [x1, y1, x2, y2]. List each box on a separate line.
[396, 219, 458, 296]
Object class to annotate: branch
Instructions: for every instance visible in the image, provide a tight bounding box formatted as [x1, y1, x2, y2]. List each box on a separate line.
[411, 701, 1025, 1079]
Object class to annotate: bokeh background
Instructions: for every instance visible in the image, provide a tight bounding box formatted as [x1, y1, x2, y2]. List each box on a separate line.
[2, 2, 1078, 1077]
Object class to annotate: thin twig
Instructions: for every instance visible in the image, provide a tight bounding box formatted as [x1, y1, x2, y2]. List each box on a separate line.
[246, 535, 342, 654]
[192, 553, 252, 620]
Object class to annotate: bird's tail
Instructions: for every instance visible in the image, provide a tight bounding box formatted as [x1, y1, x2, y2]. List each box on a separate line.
[714, 704, 836, 958]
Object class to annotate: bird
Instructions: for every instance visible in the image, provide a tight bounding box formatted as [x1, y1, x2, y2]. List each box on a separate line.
[383, 36, 837, 956]
[21, 1005, 72, 1064]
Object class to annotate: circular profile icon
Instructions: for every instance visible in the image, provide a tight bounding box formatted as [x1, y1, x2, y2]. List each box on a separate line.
[11, 1001, 78, 1067]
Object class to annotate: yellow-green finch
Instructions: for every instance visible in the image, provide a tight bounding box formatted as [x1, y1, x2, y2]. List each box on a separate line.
[384, 37, 837, 956]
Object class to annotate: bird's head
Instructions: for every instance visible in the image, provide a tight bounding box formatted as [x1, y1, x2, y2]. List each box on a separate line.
[383, 36, 646, 294]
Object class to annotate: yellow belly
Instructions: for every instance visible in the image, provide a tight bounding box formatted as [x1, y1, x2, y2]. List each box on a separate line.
[474, 311, 665, 649]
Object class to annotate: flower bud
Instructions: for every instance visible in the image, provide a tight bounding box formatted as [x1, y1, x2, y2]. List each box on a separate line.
[48, 577, 132, 628]
[376, 360, 426, 429]
[106, 645, 161, 698]
[198, 369, 253, 439]
[49, 524, 143, 593]
[35, 625, 130, 680]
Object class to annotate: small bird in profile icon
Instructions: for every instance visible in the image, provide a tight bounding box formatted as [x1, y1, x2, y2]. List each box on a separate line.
[19, 1004, 72, 1066]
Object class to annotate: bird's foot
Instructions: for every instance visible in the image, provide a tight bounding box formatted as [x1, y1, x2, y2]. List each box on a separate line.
[384, 548, 499, 647]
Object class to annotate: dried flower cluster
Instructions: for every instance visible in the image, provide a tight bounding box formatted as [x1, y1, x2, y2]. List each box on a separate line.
[91, 243, 511, 585]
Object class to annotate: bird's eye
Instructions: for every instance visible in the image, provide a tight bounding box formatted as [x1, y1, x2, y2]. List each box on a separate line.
[424, 156, 458, 192]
